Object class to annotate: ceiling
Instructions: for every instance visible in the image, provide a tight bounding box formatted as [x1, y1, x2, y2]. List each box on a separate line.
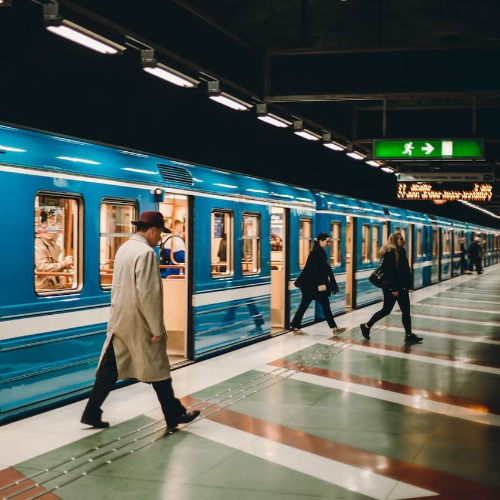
[2, 0, 500, 227]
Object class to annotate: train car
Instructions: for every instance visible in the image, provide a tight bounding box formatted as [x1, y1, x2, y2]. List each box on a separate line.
[1, 122, 498, 423]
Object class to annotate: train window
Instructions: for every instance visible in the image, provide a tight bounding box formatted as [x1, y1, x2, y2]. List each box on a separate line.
[371, 225, 380, 262]
[432, 228, 439, 257]
[443, 230, 451, 255]
[362, 224, 370, 263]
[453, 231, 461, 252]
[416, 228, 423, 257]
[100, 202, 136, 288]
[299, 218, 313, 268]
[242, 213, 261, 275]
[330, 222, 341, 267]
[34, 194, 81, 295]
[212, 210, 233, 277]
[401, 228, 407, 243]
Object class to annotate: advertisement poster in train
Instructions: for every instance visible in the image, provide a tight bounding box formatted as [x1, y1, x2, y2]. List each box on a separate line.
[270, 212, 283, 252]
[36, 197, 64, 234]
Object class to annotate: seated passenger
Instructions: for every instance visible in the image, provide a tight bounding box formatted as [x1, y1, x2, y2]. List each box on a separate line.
[35, 231, 73, 290]
[160, 220, 185, 277]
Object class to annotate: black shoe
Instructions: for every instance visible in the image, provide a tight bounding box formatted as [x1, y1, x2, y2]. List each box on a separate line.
[167, 410, 200, 431]
[405, 333, 423, 343]
[360, 323, 370, 340]
[81, 414, 110, 429]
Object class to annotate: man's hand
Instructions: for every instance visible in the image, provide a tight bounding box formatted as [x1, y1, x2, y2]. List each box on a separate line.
[151, 336, 164, 343]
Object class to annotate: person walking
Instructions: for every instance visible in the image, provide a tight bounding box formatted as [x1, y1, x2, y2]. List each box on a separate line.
[468, 236, 483, 274]
[81, 211, 199, 431]
[459, 237, 469, 274]
[360, 232, 423, 343]
[291, 232, 347, 336]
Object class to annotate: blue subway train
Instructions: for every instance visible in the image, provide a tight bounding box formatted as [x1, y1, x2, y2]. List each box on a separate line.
[0, 123, 498, 423]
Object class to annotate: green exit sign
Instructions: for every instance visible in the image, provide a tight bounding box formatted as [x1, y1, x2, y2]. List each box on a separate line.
[373, 139, 483, 160]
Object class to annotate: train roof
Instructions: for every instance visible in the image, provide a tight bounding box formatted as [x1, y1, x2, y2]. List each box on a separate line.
[0, 123, 315, 208]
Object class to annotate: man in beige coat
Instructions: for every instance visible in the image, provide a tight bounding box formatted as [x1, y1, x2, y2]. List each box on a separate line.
[81, 211, 199, 431]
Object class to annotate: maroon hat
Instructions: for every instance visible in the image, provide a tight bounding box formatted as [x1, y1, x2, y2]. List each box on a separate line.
[131, 211, 171, 233]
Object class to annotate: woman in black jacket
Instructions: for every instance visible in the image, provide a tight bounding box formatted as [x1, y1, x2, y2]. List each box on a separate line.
[360, 232, 422, 343]
[291, 232, 347, 336]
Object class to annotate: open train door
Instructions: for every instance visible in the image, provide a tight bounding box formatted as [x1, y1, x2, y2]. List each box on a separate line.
[270, 206, 288, 334]
[159, 194, 190, 366]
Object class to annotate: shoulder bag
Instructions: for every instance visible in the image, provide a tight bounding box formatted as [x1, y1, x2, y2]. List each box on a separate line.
[369, 261, 389, 289]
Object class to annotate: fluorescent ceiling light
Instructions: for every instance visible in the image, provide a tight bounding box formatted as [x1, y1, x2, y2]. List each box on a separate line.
[293, 120, 320, 141]
[322, 132, 345, 151]
[141, 50, 198, 88]
[0, 145, 26, 152]
[44, 4, 125, 55]
[366, 160, 383, 167]
[256, 104, 291, 128]
[345, 147, 366, 160]
[381, 166, 396, 173]
[207, 81, 252, 111]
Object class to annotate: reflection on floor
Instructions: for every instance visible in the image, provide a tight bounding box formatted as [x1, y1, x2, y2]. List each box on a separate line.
[1, 267, 500, 500]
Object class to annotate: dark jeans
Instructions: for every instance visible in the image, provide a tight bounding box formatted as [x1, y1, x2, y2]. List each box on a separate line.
[460, 255, 467, 273]
[291, 291, 337, 329]
[82, 342, 186, 426]
[469, 258, 482, 274]
[367, 289, 412, 336]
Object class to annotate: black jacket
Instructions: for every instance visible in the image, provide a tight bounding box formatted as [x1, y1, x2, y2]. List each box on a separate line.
[382, 246, 412, 291]
[296, 247, 339, 297]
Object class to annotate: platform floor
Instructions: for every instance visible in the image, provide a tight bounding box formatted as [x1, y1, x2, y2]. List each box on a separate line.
[1, 267, 500, 500]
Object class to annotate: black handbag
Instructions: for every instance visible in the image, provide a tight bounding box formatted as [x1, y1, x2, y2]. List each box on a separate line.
[369, 262, 389, 289]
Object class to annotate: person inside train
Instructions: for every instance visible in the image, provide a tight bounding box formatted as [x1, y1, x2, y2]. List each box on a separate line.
[160, 219, 185, 278]
[467, 236, 483, 274]
[34, 230, 73, 290]
[360, 232, 423, 343]
[291, 232, 347, 336]
[217, 233, 227, 272]
[80, 211, 200, 430]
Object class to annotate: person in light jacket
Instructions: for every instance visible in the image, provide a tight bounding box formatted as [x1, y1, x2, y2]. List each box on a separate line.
[360, 232, 422, 343]
[81, 211, 199, 431]
[291, 232, 347, 336]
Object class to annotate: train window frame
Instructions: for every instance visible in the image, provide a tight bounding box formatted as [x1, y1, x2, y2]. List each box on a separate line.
[330, 221, 341, 267]
[443, 230, 451, 255]
[416, 228, 423, 258]
[432, 227, 439, 257]
[34, 193, 82, 296]
[241, 212, 261, 276]
[371, 225, 380, 262]
[99, 200, 137, 289]
[299, 218, 313, 269]
[361, 224, 370, 263]
[211, 210, 233, 278]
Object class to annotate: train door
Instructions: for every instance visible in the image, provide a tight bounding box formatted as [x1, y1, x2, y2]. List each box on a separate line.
[345, 217, 354, 309]
[159, 194, 189, 365]
[270, 206, 288, 334]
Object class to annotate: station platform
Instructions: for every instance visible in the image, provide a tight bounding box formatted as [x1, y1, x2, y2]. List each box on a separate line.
[1, 268, 499, 500]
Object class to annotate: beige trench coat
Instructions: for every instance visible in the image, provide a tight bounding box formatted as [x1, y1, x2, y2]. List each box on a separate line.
[98, 234, 171, 382]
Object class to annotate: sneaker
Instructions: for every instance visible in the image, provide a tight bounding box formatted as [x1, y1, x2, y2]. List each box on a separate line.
[465, 270, 473, 274]
[360, 323, 371, 340]
[332, 327, 347, 336]
[405, 333, 423, 343]
[293, 328, 308, 335]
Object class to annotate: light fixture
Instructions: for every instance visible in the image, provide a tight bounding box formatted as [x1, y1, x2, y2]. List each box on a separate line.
[381, 166, 396, 174]
[366, 159, 383, 167]
[293, 120, 321, 141]
[207, 81, 252, 111]
[322, 132, 346, 151]
[141, 50, 199, 88]
[0, 0, 13, 7]
[43, 3, 126, 55]
[255, 104, 292, 128]
[345, 145, 366, 160]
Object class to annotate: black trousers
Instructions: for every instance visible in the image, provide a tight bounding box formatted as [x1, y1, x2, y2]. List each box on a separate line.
[469, 257, 482, 274]
[291, 291, 337, 329]
[82, 342, 186, 426]
[367, 289, 412, 336]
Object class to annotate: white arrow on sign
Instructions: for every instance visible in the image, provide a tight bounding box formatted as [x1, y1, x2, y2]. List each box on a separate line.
[422, 143, 434, 155]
